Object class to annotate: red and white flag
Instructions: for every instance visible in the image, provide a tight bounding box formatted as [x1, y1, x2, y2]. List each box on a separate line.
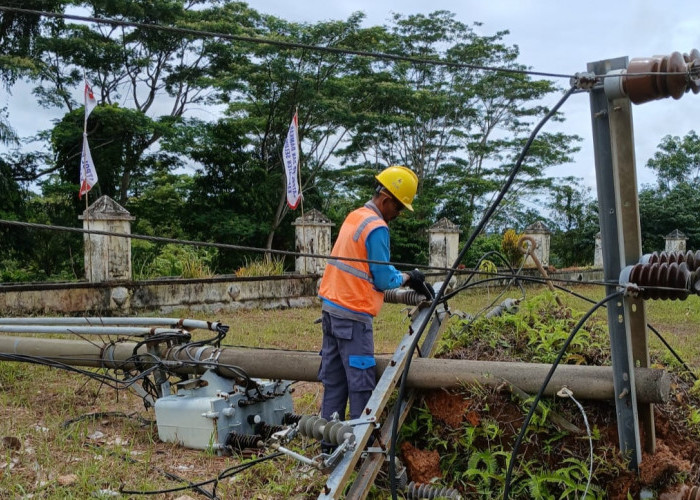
[79, 133, 98, 199]
[84, 80, 97, 119]
[282, 111, 301, 209]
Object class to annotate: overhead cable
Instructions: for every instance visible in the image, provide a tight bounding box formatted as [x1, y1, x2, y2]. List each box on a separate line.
[0, 6, 688, 82]
[0, 5, 574, 80]
[0, 218, 620, 288]
[389, 83, 578, 499]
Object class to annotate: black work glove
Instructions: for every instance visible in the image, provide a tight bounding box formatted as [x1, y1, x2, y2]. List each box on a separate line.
[405, 269, 435, 299]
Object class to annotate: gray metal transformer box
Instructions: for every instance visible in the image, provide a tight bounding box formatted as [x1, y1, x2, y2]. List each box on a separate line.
[154, 370, 293, 453]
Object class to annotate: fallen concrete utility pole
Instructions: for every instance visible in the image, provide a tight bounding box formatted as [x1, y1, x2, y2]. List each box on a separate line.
[0, 336, 669, 404]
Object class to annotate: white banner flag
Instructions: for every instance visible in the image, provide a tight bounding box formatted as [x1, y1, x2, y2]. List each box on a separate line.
[282, 111, 301, 209]
[79, 134, 98, 199]
[84, 80, 97, 119]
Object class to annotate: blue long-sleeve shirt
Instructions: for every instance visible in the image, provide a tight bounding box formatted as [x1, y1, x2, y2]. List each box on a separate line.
[366, 225, 404, 290]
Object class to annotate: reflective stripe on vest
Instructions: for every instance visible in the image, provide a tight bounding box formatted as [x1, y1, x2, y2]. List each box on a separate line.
[319, 206, 387, 316]
[325, 258, 373, 283]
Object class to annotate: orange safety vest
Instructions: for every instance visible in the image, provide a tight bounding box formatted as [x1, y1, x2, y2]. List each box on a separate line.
[319, 206, 388, 316]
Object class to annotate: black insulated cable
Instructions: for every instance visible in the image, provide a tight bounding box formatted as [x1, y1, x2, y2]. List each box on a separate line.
[388, 85, 578, 499]
[501, 290, 623, 499]
[0, 5, 574, 80]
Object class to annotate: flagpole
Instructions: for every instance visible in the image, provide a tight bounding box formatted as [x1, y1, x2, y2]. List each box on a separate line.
[82, 71, 92, 282]
[295, 108, 307, 274]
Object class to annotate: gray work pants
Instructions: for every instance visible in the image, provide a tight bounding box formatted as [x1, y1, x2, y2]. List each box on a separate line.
[318, 311, 376, 421]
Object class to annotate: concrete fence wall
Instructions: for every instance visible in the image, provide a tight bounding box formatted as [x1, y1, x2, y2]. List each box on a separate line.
[0, 275, 319, 315]
[0, 268, 605, 316]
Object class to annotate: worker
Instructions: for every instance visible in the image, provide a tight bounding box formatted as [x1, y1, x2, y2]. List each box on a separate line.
[317, 165, 434, 437]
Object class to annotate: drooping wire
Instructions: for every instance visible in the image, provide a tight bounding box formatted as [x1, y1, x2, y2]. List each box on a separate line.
[118, 450, 285, 497]
[61, 411, 154, 429]
[388, 84, 578, 500]
[0, 218, 620, 288]
[0, 352, 162, 390]
[501, 290, 623, 500]
[455, 250, 528, 328]
[86, 441, 223, 500]
[0, 218, 472, 274]
[552, 283, 698, 381]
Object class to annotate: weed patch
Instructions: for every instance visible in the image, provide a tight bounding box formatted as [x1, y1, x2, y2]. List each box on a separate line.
[400, 290, 700, 499]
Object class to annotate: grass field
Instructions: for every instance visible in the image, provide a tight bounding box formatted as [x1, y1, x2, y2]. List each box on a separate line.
[0, 283, 698, 498]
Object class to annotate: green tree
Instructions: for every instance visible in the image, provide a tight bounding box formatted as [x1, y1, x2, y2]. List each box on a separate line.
[1, 1, 67, 144]
[50, 104, 169, 203]
[646, 131, 700, 191]
[335, 11, 580, 263]
[639, 183, 700, 253]
[546, 178, 598, 267]
[203, 10, 385, 252]
[18, 0, 251, 202]
[165, 117, 279, 271]
[639, 131, 700, 252]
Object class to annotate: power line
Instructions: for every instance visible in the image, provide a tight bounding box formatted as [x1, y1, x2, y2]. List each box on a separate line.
[0, 5, 688, 83]
[0, 217, 620, 287]
[0, 5, 575, 80]
[388, 84, 578, 499]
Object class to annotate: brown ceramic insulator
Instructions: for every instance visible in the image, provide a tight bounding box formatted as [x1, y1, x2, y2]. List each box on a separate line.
[258, 423, 285, 440]
[282, 412, 303, 425]
[643, 250, 700, 271]
[623, 51, 693, 104]
[225, 432, 264, 450]
[627, 262, 691, 300]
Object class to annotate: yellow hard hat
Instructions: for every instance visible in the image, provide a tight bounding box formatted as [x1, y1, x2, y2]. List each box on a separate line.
[375, 165, 418, 211]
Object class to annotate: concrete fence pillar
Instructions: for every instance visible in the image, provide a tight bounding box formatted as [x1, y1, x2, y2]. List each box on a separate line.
[664, 229, 687, 253]
[429, 218, 460, 274]
[79, 195, 135, 283]
[292, 209, 334, 274]
[594, 232, 603, 267]
[523, 221, 551, 268]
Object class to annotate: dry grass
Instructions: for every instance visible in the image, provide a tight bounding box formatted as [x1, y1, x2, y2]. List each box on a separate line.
[0, 283, 698, 498]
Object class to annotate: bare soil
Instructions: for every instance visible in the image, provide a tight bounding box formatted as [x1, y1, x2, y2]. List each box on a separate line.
[399, 378, 700, 499]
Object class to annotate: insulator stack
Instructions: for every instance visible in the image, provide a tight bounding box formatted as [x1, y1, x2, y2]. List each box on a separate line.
[405, 481, 462, 499]
[258, 423, 286, 440]
[282, 412, 303, 425]
[297, 415, 354, 445]
[384, 288, 427, 306]
[641, 250, 700, 271]
[623, 49, 700, 104]
[621, 262, 692, 300]
[225, 432, 263, 450]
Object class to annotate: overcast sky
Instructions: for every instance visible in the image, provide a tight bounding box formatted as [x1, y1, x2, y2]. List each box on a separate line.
[3, 0, 700, 190]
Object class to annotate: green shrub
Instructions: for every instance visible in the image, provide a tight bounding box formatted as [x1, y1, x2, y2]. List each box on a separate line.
[235, 255, 285, 277]
[134, 243, 216, 279]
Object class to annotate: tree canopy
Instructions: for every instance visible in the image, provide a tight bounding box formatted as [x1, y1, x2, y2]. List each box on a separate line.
[0, 2, 637, 280]
[639, 131, 700, 252]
